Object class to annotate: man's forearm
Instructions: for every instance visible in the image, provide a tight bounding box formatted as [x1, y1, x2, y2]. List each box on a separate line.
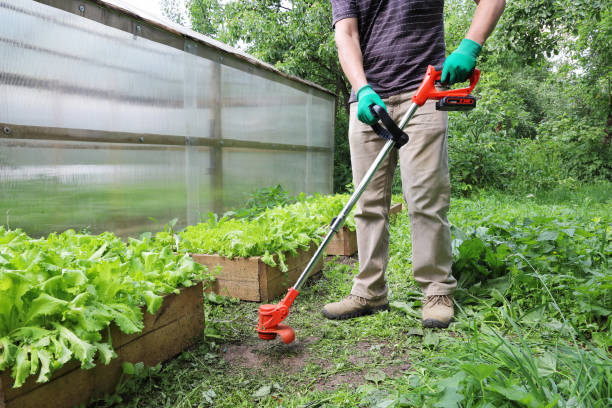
[335, 18, 388, 123]
[335, 19, 368, 91]
[466, 0, 506, 45]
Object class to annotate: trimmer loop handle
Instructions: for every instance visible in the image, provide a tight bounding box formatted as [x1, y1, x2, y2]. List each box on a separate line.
[368, 104, 410, 148]
[412, 65, 480, 106]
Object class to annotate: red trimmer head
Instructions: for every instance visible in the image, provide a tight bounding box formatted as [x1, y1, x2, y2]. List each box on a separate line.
[255, 288, 299, 344]
[255, 288, 300, 344]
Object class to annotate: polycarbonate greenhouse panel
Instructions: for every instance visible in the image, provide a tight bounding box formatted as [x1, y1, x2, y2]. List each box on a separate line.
[0, 2, 207, 137]
[0, 0, 335, 237]
[0, 138, 197, 237]
[310, 94, 336, 147]
[220, 65, 333, 148]
[221, 149, 333, 201]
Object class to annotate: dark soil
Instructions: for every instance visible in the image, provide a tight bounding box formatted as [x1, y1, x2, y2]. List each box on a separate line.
[222, 336, 320, 375]
[222, 337, 411, 392]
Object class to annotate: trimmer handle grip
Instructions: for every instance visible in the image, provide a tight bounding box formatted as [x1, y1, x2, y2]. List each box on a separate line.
[369, 104, 409, 148]
[412, 65, 480, 106]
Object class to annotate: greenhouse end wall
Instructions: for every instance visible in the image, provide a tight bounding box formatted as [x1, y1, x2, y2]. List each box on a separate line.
[0, 0, 336, 237]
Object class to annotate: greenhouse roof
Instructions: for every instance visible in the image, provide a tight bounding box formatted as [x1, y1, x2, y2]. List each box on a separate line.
[86, 0, 335, 96]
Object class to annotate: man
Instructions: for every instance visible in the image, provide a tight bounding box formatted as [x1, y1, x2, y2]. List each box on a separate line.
[323, 0, 505, 328]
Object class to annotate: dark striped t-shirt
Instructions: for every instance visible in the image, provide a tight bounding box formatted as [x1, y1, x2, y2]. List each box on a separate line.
[331, 0, 446, 101]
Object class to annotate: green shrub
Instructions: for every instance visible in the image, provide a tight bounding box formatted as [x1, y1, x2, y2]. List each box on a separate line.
[448, 132, 514, 194]
[444, 62, 611, 195]
[334, 108, 352, 193]
[538, 116, 612, 181]
[451, 213, 612, 335]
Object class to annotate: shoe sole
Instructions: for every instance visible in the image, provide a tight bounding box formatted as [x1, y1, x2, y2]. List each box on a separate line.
[322, 304, 390, 320]
[421, 318, 452, 329]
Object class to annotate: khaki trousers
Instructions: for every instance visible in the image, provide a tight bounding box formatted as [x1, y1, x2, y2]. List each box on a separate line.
[349, 91, 456, 299]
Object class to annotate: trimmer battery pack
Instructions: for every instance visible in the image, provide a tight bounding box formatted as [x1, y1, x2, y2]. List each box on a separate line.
[435, 95, 476, 111]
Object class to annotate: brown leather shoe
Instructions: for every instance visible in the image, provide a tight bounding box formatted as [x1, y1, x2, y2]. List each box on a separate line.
[422, 295, 454, 328]
[322, 294, 389, 320]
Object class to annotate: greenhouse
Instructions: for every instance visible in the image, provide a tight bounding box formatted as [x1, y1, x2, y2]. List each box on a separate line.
[0, 0, 335, 237]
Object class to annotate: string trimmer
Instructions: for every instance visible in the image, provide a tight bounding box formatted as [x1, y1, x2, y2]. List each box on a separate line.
[256, 65, 481, 344]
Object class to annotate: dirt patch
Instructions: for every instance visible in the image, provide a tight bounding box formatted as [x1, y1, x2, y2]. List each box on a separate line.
[325, 255, 358, 268]
[311, 361, 411, 392]
[381, 361, 411, 377]
[311, 341, 412, 391]
[314, 369, 365, 391]
[347, 341, 400, 365]
[447, 330, 462, 338]
[347, 342, 375, 366]
[222, 336, 319, 375]
[222, 337, 411, 392]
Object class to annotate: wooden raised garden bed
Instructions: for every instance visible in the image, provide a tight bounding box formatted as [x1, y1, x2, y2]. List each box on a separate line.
[191, 243, 323, 302]
[326, 202, 403, 256]
[0, 283, 205, 408]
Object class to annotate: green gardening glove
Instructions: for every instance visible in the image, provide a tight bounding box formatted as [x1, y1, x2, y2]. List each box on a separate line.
[441, 38, 482, 85]
[356, 84, 387, 125]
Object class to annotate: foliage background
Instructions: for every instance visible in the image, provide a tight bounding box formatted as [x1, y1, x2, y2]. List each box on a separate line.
[161, 0, 611, 195]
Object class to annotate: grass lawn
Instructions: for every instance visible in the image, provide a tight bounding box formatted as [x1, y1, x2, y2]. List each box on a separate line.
[96, 183, 612, 407]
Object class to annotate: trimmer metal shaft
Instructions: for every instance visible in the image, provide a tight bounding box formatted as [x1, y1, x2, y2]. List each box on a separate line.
[293, 102, 418, 292]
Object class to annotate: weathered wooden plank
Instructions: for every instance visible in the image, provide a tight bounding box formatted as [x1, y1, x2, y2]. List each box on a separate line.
[111, 282, 204, 348]
[0, 377, 4, 408]
[192, 253, 263, 300]
[1, 283, 203, 401]
[190, 254, 261, 282]
[209, 277, 262, 301]
[326, 227, 358, 256]
[7, 353, 121, 408]
[261, 244, 323, 301]
[1, 283, 204, 408]
[0, 360, 80, 403]
[192, 243, 323, 302]
[5, 310, 203, 408]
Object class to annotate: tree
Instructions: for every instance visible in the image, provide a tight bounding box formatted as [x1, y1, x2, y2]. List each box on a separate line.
[160, 0, 187, 25]
[562, 1, 611, 147]
[187, 0, 223, 37]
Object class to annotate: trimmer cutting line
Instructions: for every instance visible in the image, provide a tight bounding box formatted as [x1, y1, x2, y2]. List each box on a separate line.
[256, 65, 481, 344]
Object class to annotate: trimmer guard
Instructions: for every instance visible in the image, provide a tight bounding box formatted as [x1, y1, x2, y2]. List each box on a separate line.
[255, 288, 299, 344]
[256, 323, 295, 344]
